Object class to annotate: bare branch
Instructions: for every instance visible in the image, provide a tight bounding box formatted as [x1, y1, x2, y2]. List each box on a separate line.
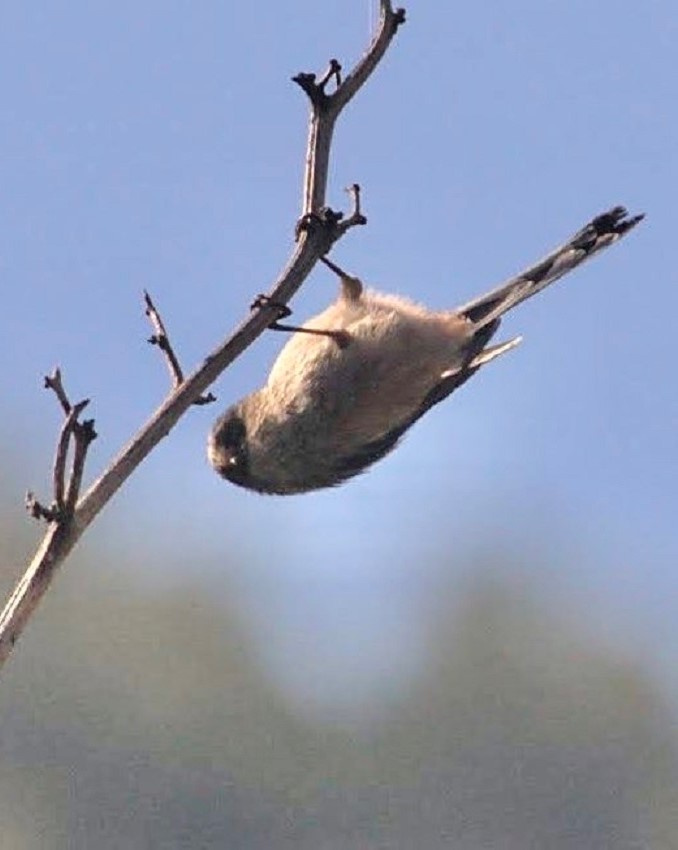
[0, 5, 406, 668]
[64, 418, 97, 514]
[44, 368, 72, 414]
[336, 183, 367, 237]
[293, 58, 343, 103]
[319, 58, 342, 91]
[25, 372, 94, 524]
[53, 399, 90, 512]
[294, 0, 406, 217]
[144, 290, 185, 386]
[331, 3, 406, 114]
[144, 291, 216, 406]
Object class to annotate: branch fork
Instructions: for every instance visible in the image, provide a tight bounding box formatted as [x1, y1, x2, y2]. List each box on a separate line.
[291, 58, 343, 107]
[294, 183, 367, 243]
[26, 369, 97, 524]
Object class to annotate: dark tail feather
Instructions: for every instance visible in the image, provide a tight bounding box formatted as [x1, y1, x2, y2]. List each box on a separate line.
[457, 206, 644, 329]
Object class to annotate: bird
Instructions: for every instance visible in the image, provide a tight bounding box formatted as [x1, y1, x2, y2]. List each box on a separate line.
[208, 206, 643, 495]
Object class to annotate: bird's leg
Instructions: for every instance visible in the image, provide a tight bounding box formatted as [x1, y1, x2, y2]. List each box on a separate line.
[319, 255, 363, 300]
[251, 295, 350, 349]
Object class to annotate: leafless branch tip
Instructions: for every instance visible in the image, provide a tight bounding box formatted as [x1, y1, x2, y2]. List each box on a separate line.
[144, 291, 216, 406]
[64, 415, 97, 513]
[337, 183, 367, 235]
[53, 399, 90, 511]
[27, 375, 97, 524]
[44, 368, 71, 414]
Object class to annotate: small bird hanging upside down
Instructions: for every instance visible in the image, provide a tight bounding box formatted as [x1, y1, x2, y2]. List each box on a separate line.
[208, 206, 643, 495]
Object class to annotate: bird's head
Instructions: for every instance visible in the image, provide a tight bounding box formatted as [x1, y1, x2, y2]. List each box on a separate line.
[207, 405, 251, 488]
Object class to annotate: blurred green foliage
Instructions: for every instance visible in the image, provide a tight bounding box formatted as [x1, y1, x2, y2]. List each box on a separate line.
[1, 458, 676, 849]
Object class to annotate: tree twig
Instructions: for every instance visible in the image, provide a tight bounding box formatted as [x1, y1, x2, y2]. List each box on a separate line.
[64, 417, 97, 514]
[54, 400, 91, 513]
[293, 3, 405, 221]
[44, 367, 72, 414]
[144, 291, 216, 405]
[337, 183, 367, 236]
[0, 0, 406, 668]
[24, 372, 95, 524]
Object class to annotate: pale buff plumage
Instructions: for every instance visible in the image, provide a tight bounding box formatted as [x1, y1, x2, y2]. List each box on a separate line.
[209, 207, 643, 494]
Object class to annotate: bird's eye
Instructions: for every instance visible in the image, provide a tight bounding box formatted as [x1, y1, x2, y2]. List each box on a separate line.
[218, 415, 246, 449]
[208, 411, 250, 483]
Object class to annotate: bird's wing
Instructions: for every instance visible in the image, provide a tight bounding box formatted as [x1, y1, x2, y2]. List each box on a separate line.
[329, 334, 522, 483]
[412, 335, 522, 421]
[329, 422, 413, 484]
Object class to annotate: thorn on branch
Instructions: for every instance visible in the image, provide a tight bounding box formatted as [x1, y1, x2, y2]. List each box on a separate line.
[143, 291, 216, 406]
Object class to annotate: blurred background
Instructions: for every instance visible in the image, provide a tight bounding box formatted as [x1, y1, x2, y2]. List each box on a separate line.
[1, 1, 676, 847]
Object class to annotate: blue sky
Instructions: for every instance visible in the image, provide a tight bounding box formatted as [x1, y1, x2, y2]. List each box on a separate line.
[1, 1, 676, 718]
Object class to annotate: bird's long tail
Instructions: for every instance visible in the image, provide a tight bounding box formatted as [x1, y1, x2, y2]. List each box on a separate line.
[413, 206, 643, 421]
[456, 206, 644, 329]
